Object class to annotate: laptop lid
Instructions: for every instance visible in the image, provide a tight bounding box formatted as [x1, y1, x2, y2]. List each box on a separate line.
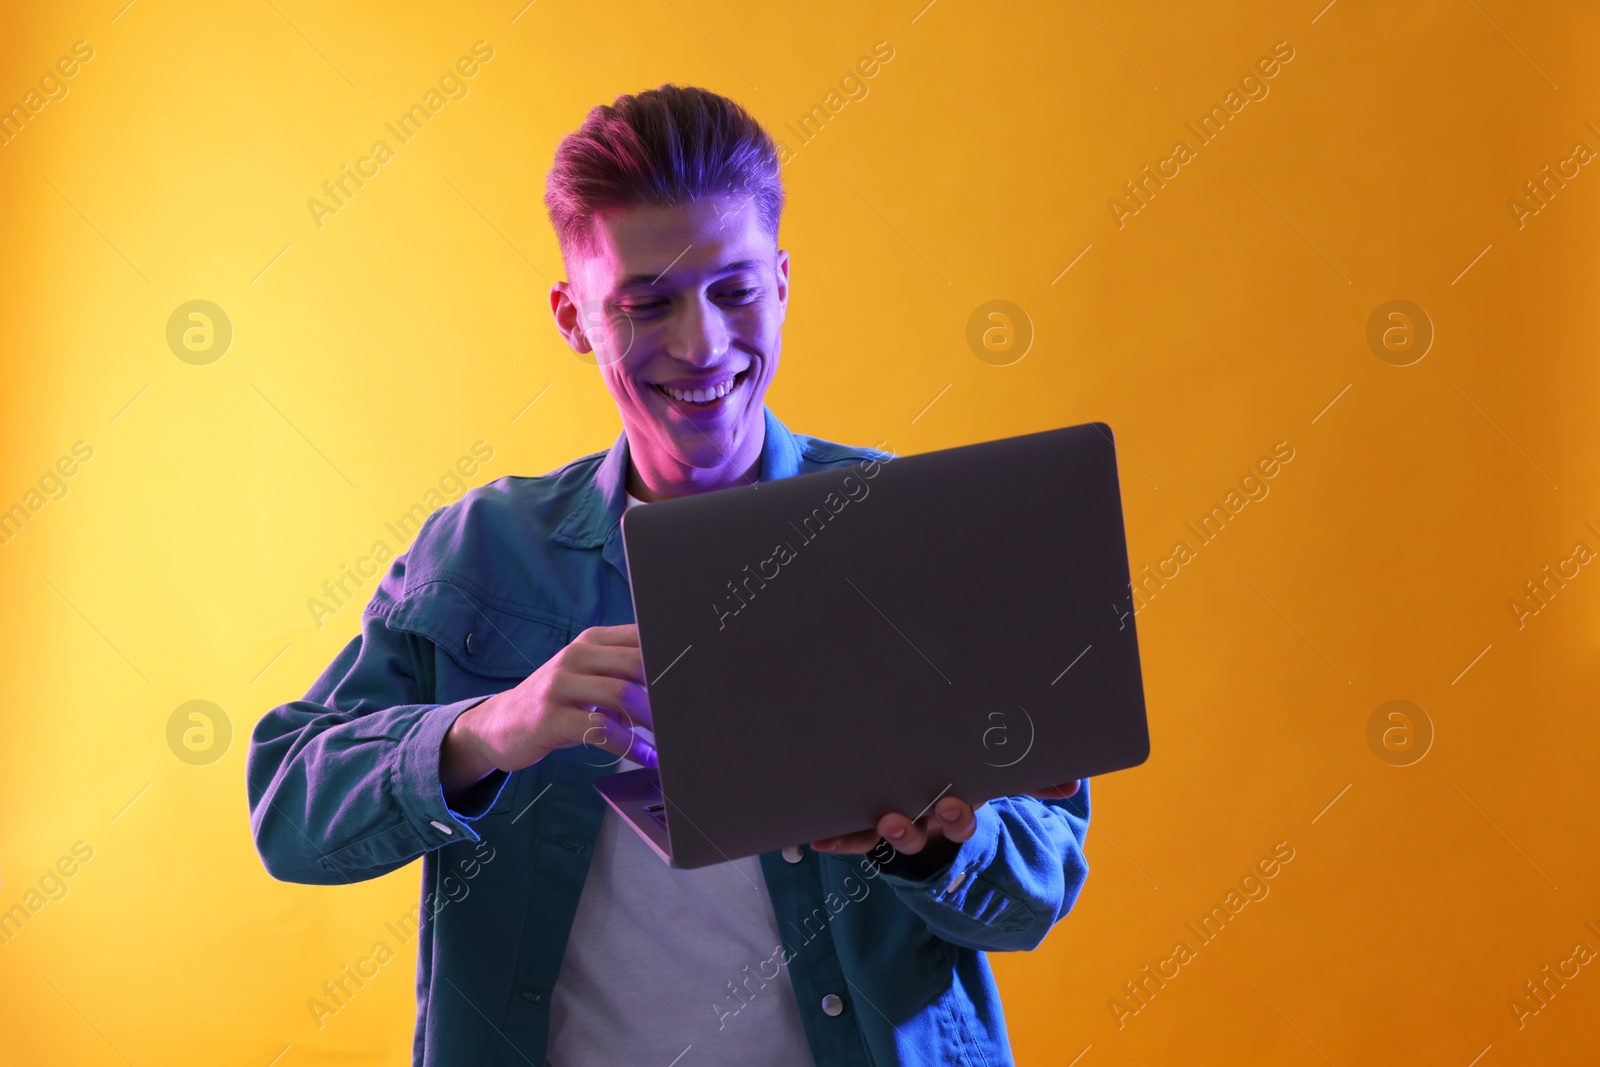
[618, 420, 1150, 869]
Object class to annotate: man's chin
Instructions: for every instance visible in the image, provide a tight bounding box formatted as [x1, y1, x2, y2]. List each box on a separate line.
[627, 400, 761, 481]
[673, 434, 742, 472]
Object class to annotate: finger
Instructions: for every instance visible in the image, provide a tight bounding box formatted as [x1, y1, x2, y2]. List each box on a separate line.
[562, 707, 657, 767]
[567, 641, 647, 686]
[1026, 779, 1081, 801]
[878, 811, 929, 854]
[932, 797, 977, 843]
[811, 828, 882, 854]
[573, 623, 639, 647]
[630, 734, 658, 769]
[557, 673, 654, 732]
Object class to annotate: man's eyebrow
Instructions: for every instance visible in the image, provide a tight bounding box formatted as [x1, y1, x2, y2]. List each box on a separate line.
[617, 259, 763, 287]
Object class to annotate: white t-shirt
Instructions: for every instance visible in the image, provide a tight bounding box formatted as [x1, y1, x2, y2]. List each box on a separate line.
[544, 491, 815, 1067]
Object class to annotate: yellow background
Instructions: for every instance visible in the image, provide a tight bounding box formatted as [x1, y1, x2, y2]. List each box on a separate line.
[2, 0, 1597, 1063]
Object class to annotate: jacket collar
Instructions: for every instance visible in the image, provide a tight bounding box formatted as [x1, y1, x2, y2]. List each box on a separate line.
[551, 403, 802, 553]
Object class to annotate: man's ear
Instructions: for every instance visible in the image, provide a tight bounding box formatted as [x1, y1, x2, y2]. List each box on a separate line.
[550, 281, 593, 355]
[774, 249, 790, 321]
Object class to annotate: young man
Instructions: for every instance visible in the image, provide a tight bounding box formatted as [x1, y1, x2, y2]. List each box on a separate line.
[248, 84, 1090, 1067]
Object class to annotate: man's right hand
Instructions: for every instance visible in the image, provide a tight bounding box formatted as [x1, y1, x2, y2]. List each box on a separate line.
[439, 623, 655, 800]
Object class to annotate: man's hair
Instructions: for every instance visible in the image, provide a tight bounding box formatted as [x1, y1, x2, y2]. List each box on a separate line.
[544, 84, 784, 266]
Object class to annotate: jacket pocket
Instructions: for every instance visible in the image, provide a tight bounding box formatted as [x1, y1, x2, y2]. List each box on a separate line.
[388, 573, 574, 672]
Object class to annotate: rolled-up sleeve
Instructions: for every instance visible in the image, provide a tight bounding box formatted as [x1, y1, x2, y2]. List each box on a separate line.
[873, 780, 1091, 953]
[246, 547, 509, 885]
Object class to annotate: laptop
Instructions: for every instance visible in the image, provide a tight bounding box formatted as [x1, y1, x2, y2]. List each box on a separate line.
[595, 420, 1151, 869]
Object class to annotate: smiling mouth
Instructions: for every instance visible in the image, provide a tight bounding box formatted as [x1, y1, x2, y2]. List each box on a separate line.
[651, 368, 749, 408]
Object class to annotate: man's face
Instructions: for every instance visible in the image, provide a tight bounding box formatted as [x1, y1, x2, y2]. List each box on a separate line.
[552, 194, 789, 489]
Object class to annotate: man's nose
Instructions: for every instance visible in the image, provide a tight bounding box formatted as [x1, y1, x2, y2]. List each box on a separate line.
[664, 292, 729, 367]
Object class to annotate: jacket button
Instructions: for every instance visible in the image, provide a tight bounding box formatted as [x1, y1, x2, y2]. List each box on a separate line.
[821, 993, 844, 1017]
[464, 632, 476, 655]
[781, 845, 803, 864]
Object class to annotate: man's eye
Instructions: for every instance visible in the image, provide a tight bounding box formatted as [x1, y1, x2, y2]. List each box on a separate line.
[622, 289, 755, 314]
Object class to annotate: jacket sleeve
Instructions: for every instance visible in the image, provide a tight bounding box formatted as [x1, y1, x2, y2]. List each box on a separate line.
[870, 780, 1091, 953]
[246, 545, 510, 885]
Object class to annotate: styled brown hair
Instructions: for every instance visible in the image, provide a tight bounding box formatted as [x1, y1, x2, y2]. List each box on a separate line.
[544, 84, 784, 265]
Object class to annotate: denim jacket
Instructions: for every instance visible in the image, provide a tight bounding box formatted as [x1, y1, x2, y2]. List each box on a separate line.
[247, 405, 1091, 1066]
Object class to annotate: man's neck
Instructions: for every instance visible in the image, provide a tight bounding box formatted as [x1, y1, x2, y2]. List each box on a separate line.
[626, 448, 762, 502]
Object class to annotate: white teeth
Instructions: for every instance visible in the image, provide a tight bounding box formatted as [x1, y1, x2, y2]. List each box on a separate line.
[659, 374, 740, 404]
